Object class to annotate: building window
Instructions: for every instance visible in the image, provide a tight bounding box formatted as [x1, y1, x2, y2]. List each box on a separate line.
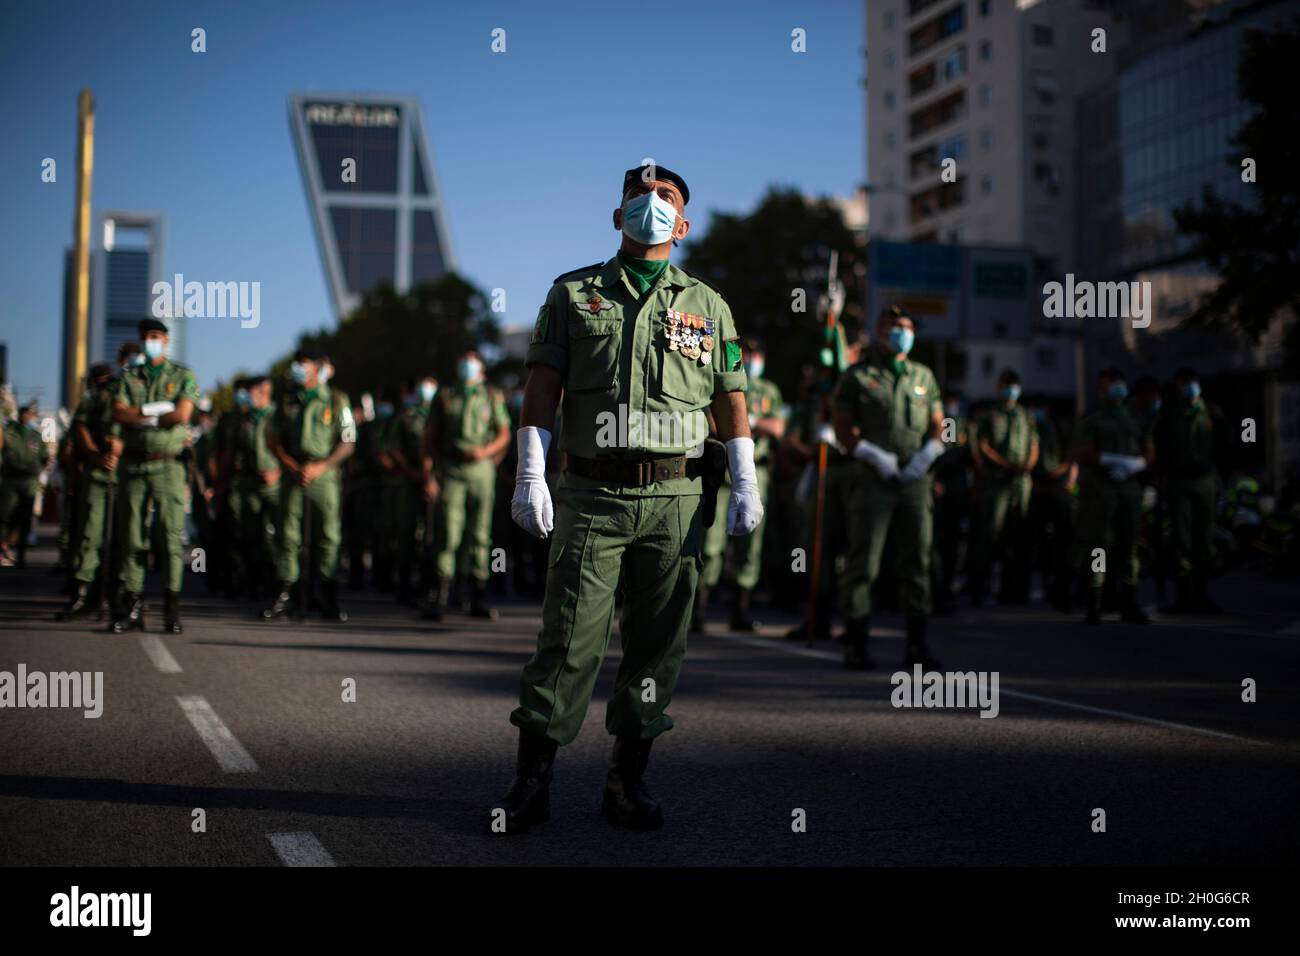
[885, 50, 896, 68]
[941, 46, 967, 82]
[885, 130, 897, 149]
[980, 128, 993, 149]
[885, 10, 896, 29]
[980, 175, 993, 194]
[884, 89, 896, 109]
[908, 3, 967, 57]
[909, 89, 966, 137]
[1036, 347, 1058, 370]
[979, 0, 990, 16]
[1033, 25, 1055, 47]
[910, 61, 937, 96]
[979, 84, 991, 107]
[979, 39, 991, 61]
[909, 178, 966, 222]
[946, 227, 962, 243]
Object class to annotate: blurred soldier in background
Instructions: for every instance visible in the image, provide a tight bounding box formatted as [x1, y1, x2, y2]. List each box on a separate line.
[698, 339, 783, 631]
[344, 392, 379, 591]
[1025, 395, 1078, 612]
[224, 375, 280, 599]
[833, 307, 945, 670]
[931, 388, 972, 614]
[59, 361, 121, 617]
[386, 376, 437, 605]
[263, 346, 356, 622]
[0, 400, 51, 569]
[1156, 368, 1222, 613]
[421, 349, 510, 621]
[969, 369, 1037, 606]
[1070, 368, 1153, 625]
[110, 318, 200, 633]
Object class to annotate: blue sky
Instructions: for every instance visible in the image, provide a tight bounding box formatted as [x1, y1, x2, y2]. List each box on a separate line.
[1, 0, 864, 403]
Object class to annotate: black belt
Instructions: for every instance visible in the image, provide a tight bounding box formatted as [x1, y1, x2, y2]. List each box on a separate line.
[124, 450, 179, 462]
[566, 454, 700, 487]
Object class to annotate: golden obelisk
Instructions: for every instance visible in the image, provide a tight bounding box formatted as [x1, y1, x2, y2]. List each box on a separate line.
[64, 88, 94, 410]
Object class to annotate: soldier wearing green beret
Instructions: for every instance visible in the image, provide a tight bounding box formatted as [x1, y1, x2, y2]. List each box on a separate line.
[0, 400, 51, 569]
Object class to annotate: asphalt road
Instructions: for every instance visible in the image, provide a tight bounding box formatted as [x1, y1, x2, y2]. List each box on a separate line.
[2, 534, 1298, 867]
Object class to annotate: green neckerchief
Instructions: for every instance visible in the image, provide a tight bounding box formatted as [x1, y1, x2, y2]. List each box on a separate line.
[252, 405, 273, 420]
[300, 386, 322, 404]
[144, 360, 165, 379]
[890, 357, 906, 377]
[619, 252, 669, 296]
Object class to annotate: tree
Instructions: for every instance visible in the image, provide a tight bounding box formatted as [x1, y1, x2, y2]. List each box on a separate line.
[683, 187, 865, 399]
[1173, 16, 1300, 361]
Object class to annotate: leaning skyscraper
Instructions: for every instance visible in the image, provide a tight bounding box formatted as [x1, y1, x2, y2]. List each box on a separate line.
[288, 93, 456, 320]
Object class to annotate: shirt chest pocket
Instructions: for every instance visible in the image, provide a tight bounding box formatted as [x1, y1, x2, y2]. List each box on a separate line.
[566, 313, 621, 393]
[857, 383, 893, 431]
[659, 348, 712, 408]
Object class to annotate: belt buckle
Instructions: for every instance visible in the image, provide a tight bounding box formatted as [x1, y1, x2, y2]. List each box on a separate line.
[636, 460, 652, 487]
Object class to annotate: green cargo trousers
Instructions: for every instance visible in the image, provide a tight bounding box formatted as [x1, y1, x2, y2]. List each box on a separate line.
[386, 479, 421, 580]
[511, 487, 702, 746]
[701, 467, 769, 590]
[229, 478, 279, 585]
[1167, 472, 1216, 578]
[436, 459, 496, 583]
[841, 463, 934, 619]
[969, 474, 1033, 597]
[116, 461, 187, 593]
[1075, 477, 1142, 588]
[72, 472, 115, 585]
[275, 472, 342, 584]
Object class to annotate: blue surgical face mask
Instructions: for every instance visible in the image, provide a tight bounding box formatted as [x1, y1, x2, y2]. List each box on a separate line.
[1031, 408, 1048, 424]
[420, 382, 437, 403]
[944, 402, 960, 418]
[1002, 384, 1021, 402]
[376, 402, 394, 419]
[144, 339, 165, 360]
[459, 358, 483, 383]
[290, 362, 307, 385]
[888, 326, 914, 356]
[1184, 381, 1201, 400]
[127, 353, 146, 369]
[622, 191, 679, 246]
[1108, 381, 1128, 401]
[235, 389, 252, 408]
[745, 357, 765, 379]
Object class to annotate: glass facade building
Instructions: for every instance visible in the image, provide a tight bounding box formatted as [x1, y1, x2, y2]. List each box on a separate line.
[289, 94, 455, 319]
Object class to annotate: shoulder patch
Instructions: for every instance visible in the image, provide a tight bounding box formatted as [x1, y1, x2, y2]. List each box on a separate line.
[552, 262, 604, 285]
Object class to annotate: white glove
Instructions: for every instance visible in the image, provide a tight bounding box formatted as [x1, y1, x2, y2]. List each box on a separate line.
[852, 439, 899, 480]
[899, 438, 945, 484]
[139, 415, 160, 428]
[141, 401, 175, 417]
[726, 437, 763, 536]
[511, 426, 553, 538]
[816, 423, 845, 453]
[1100, 453, 1146, 481]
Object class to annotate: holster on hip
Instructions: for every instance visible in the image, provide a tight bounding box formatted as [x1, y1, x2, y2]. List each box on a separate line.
[699, 438, 728, 530]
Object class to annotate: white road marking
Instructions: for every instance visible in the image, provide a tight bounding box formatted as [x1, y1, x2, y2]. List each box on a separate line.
[717, 632, 1268, 746]
[139, 635, 182, 673]
[176, 696, 259, 772]
[268, 832, 336, 867]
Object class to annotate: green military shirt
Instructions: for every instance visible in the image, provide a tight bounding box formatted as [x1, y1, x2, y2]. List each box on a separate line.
[745, 376, 784, 464]
[1, 420, 47, 493]
[232, 408, 278, 478]
[429, 384, 508, 472]
[527, 256, 747, 495]
[1156, 397, 1216, 479]
[832, 349, 942, 460]
[388, 400, 431, 474]
[1075, 403, 1147, 483]
[979, 404, 1035, 474]
[1032, 417, 1067, 482]
[73, 378, 121, 480]
[269, 384, 355, 464]
[114, 359, 202, 459]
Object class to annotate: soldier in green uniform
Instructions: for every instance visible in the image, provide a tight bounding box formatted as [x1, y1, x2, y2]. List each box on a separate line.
[421, 352, 509, 620]
[344, 395, 381, 591]
[263, 346, 356, 622]
[225, 376, 281, 598]
[59, 362, 122, 617]
[110, 318, 200, 633]
[1069, 368, 1153, 625]
[383, 378, 436, 605]
[931, 389, 972, 614]
[1025, 397, 1078, 612]
[832, 306, 946, 670]
[698, 340, 784, 631]
[0, 400, 50, 569]
[969, 370, 1038, 606]
[493, 163, 760, 833]
[1156, 369, 1222, 613]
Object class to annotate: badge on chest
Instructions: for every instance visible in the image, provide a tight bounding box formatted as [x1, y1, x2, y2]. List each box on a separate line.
[663, 309, 714, 365]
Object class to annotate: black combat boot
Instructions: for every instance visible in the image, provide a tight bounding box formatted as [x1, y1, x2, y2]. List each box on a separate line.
[262, 582, 299, 620]
[903, 616, 940, 670]
[162, 590, 184, 634]
[1190, 573, 1222, 614]
[1119, 583, 1149, 624]
[422, 577, 450, 621]
[58, 582, 92, 621]
[730, 588, 758, 632]
[493, 730, 558, 834]
[841, 616, 876, 670]
[689, 584, 709, 633]
[601, 736, 663, 831]
[319, 579, 349, 622]
[109, 592, 145, 633]
[469, 579, 498, 620]
[1084, 586, 1103, 625]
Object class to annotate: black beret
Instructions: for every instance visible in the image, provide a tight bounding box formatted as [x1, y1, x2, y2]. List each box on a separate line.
[294, 344, 328, 362]
[118, 341, 141, 358]
[138, 318, 170, 336]
[245, 374, 269, 387]
[89, 362, 113, 379]
[623, 163, 689, 205]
